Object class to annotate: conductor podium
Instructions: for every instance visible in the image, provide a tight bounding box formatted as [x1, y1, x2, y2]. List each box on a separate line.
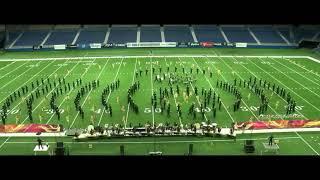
[261, 143, 279, 154]
[34, 144, 51, 156]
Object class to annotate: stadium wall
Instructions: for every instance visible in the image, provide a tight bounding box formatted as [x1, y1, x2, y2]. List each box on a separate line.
[4, 42, 298, 52]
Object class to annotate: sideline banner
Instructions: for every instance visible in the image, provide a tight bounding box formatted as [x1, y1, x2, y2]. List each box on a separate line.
[54, 44, 66, 50]
[89, 43, 102, 49]
[200, 42, 214, 47]
[0, 124, 62, 133]
[235, 120, 320, 130]
[235, 43, 247, 47]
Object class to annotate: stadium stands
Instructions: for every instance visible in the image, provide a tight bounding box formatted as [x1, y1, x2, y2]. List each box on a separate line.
[107, 26, 137, 44]
[164, 25, 194, 42]
[3, 24, 320, 48]
[221, 26, 256, 43]
[249, 26, 285, 44]
[316, 34, 320, 42]
[7, 31, 21, 45]
[276, 26, 294, 43]
[193, 25, 226, 43]
[294, 26, 319, 43]
[14, 30, 48, 46]
[45, 30, 77, 45]
[76, 29, 107, 44]
[140, 25, 161, 42]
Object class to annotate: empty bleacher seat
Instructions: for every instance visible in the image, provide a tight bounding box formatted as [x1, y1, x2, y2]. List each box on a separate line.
[277, 26, 293, 43]
[140, 26, 161, 42]
[294, 27, 318, 42]
[7, 31, 21, 45]
[76, 29, 107, 44]
[222, 26, 256, 43]
[107, 27, 137, 44]
[45, 30, 77, 45]
[249, 26, 285, 43]
[14, 31, 48, 46]
[164, 25, 194, 42]
[193, 25, 225, 43]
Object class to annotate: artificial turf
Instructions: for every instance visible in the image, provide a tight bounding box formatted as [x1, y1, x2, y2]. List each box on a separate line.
[0, 48, 319, 155]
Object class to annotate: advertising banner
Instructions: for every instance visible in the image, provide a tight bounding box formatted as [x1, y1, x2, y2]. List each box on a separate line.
[188, 42, 200, 47]
[126, 42, 177, 48]
[89, 43, 102, 49]
[33, 45, 42, 50]
[200, 42, 214, 47]
[114, 43, 126, 47]
[177, 42, 188, 47]
[54, 44, 66, 50]
[235, 42, 247, 47]
[66, 44, 78, 49]
[103, 43, 114, 48]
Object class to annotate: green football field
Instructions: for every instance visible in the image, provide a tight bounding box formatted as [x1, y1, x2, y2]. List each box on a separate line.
[0, 48, 320, 155]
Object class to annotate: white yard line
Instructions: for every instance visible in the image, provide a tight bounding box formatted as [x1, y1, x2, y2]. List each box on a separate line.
[150, 56, 155, 128]
[0, 61, 29, 80]
[0, 63, 36, 91]
[285, 58, 320, 80]
[0, 138, 10, 149]
[0, 59, 62, 144]
[69, 59, 114, 128]
[164, 57, 183, 125]
[263, 57, 320, 99]
[295, 132, 320, 155]
[280, 58, 320, 86]
[124, 58, 138, 128]
[228, 55, 307, 119]
[247, 57, 320, 113]
[0, 61, 16, 71]
[226, 55, 319, 155]
[176, 57, 209, 122]
[0, 55, 314, 62]
[45, 59, 98, 125]
[19, 59, 80, 124]
[0, 60, 57, 105]
[9, 61, 69, 113]
[209, 55, 259, 120]
[307, 56, 320, 64]
[0, 55, 87, 148]
[189, 57, 234, 122]
[97, 58, 123, 126]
